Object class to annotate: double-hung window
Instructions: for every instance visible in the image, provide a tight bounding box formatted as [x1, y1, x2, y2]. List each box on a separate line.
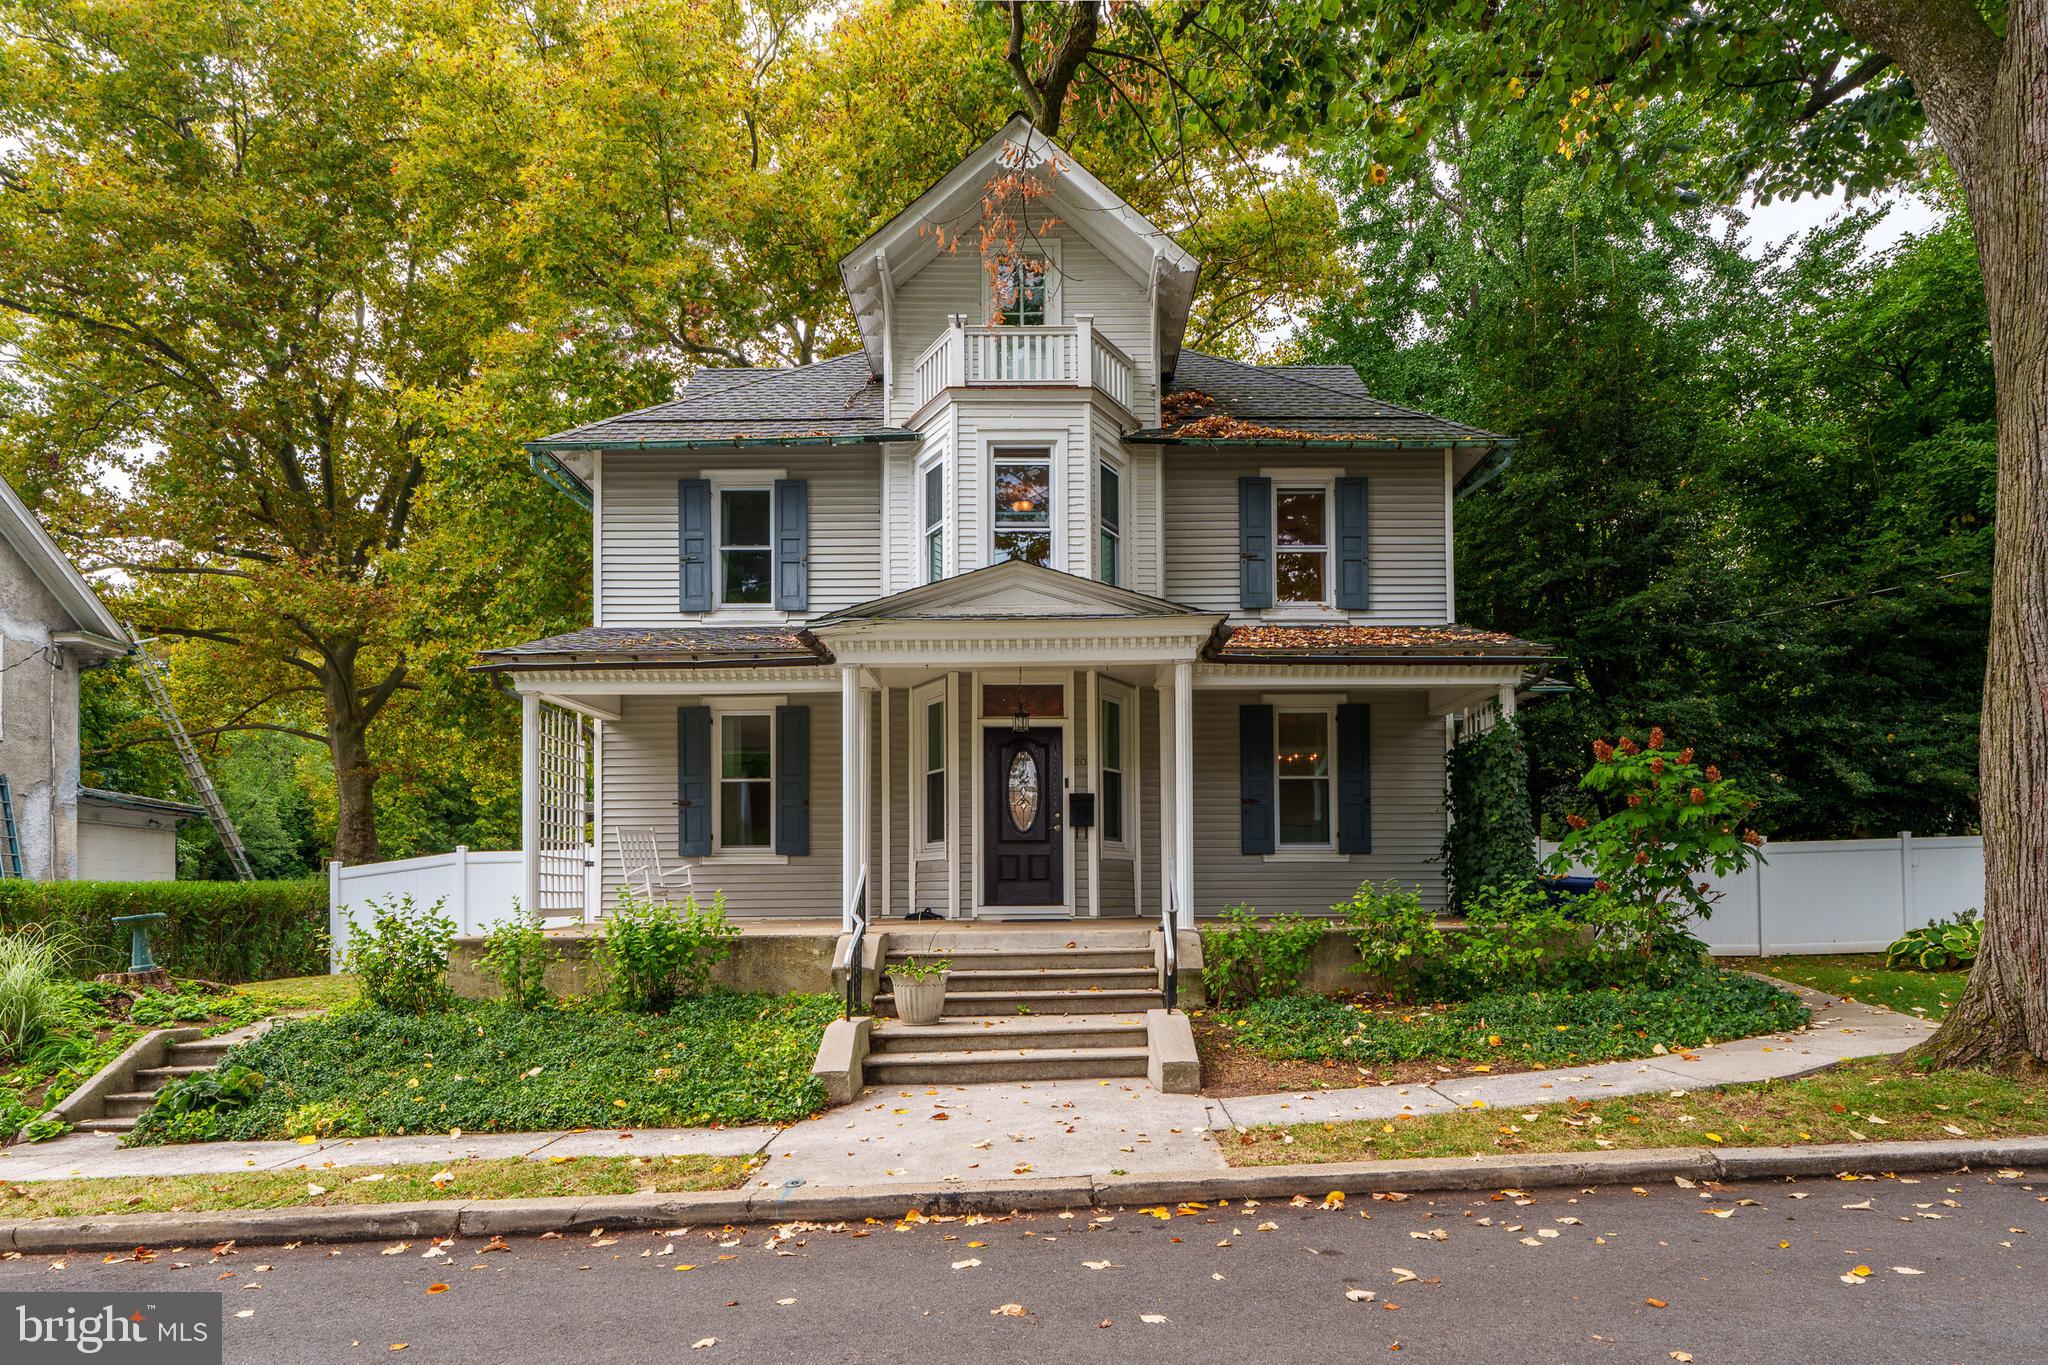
[992, 454, 1052, 567]
[922, 462, 946, 583]
[718, 487, 773, 607]
[1275, 707, 1334, 848]
[1099, 694, 1125, 844]
[1097, 461, 1121, 587]
[717, 712, 774, 849]
[921, 694, 946, 851]
[993, 255, 1050, 326]
[1274, 486, 1329, 606]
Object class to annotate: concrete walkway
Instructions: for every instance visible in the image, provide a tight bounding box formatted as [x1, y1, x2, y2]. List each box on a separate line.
[0, 978, 1933, 1189]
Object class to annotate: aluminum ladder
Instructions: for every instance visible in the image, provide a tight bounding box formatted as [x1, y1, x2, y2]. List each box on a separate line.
[127, 629, 255, 881]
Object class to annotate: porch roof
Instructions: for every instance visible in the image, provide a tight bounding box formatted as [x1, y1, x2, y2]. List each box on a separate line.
[473, 625, 830, 672]
[1206, 623, 1553, 665]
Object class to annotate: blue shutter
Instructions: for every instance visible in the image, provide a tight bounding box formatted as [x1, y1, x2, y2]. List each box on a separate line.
[774, 704, 810, 856]
[1337, 703, 1373, 854]
[677, 706, 712, 856]
[1239, 703, 1276, 856]
[678, 479, 712, 613]
[1335, 477, 1370, 610]
[773, 478, 809, 611]
[1238, 476, 1273, 610]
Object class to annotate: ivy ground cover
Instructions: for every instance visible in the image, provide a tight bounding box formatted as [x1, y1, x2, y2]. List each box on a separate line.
[1199, 969, 1808, 1094]
[128, 993, 838, 1144]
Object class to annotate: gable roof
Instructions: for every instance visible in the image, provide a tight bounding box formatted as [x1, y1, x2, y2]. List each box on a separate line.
[812, 558, 1215, 628]
[837, 114, 1201, 380]
[528, 353, 915, 451]
[0, 475, 128, 651]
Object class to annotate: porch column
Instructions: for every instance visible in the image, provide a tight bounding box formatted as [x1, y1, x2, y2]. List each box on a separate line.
[1497, 683, 1516, 719]
[1172, 659, 1195, 930]
[1156, 675, 1173, 923]
[841, 665, 862, 931]
[519, 691, 541, 918]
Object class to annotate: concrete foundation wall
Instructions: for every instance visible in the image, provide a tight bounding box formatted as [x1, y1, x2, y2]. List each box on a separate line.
[449, 927, 838, 1002]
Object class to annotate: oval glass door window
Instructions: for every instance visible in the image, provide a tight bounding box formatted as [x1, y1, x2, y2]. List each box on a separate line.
[1007, 751, 1040, 833]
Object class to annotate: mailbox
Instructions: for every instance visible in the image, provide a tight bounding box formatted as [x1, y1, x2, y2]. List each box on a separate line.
[1069, 792, 1096, 830]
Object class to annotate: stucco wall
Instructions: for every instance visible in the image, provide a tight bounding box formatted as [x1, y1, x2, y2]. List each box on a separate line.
[0, 542, 82, 880]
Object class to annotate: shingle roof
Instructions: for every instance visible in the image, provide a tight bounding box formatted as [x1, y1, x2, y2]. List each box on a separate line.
[475, 626, 830, 669]
[1143, 352, 1505, 445]
[1208, 624, 1551, 662]
[530, 353, 910, 448]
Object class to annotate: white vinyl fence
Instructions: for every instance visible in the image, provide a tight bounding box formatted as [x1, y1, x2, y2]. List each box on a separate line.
[327, 847, 525, 970]
[1540, 832, 1983, 956]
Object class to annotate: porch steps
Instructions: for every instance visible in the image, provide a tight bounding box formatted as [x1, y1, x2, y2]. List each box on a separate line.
[68, 1037, 244, 1136]
[875, 986, 1167, 1017]
[865, 1013, 1151, 1085]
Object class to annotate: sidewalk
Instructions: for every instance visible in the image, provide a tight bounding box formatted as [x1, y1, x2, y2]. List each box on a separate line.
[0, 978, 1933, 1190]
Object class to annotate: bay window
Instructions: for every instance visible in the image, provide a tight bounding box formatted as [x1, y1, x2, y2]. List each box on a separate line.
[992, 455, 1052, 567]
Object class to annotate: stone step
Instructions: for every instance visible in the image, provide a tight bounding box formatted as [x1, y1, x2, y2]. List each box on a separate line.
[874, 987, 1166, 1018]
[883, 947, 1156, 971]
[102, 1092, 159, 1118]
[134, 1065, 214, 1087]
[864, 1046, 1151, 1085]
[906, 967, 1158, 994]
[869, 1018, 1147, 1055]
[72, 1117, 136, 1134]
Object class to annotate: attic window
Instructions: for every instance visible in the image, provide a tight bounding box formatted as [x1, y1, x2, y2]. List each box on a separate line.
[993, 255, 1050, 327]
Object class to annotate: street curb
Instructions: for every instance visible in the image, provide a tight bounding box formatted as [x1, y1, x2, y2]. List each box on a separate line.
[6, 1136, 2045, 1253]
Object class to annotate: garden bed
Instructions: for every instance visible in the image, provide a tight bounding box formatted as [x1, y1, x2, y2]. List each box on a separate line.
[1223, 1057, 2048, 1164]
[1196, 968, 1810, 1097]
[125, 992, 839, 1144]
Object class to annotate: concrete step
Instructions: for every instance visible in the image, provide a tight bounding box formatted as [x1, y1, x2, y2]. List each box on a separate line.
[167, 1040, 232, 1062]
[875, 987, 1166, 1018]
[864, 1046, 1151, 1084]
[869, 1018, 1147, 1054]
[134, 1065, 214, 1086]
[102, 1092, 159, 1118]
[883, 947, 1156, 971]
[915, 967, 1158, 994]
[72, 1117, 136, 1134]
[881, 927, 1154, 952]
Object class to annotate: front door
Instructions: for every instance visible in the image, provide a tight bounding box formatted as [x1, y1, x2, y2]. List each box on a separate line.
[984, 727, 1062, 906]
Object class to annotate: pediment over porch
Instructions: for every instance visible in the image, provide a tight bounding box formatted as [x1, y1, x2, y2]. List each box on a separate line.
[811, 560, 1224, 667]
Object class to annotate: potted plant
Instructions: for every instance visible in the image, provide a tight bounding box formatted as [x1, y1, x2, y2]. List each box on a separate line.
[887, 954, 951, 1026]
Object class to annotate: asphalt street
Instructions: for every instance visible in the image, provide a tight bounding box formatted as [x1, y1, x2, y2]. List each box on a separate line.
[2, 1171, 2040, 1364]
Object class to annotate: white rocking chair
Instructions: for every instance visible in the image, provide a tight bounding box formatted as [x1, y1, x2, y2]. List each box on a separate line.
[614, 827, 696, 906]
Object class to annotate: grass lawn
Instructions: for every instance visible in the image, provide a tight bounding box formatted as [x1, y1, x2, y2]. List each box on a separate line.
[1731, 954, 1961, 1020]
[234, 974, 360, 1014]
[0, 1153, 752, 1221]
[127, 992, 838, 1145]
[1197, 968, 1809, 1095]
[1224, 1057, 2048, 1165]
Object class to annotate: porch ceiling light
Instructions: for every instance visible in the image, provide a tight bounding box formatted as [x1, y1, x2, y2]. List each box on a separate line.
[1012, 702, 1032, 733]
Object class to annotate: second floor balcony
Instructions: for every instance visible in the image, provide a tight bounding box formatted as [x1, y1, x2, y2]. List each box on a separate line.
[910, 314, 1137, 417]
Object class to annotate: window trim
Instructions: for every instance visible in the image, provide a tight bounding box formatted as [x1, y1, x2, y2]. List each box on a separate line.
[914, 679, 947, 857]
[1097, 457, 1123, 587]
[710, 700, 783, 861]
[1272, 699, 1339, 852]
[979, 239, 1063, 326]
[704, 468, 788, 618]
[989, 447, 1055, 569]
[920, 456, 948, 584]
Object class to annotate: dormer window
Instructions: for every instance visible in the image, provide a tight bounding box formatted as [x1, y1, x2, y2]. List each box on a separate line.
[985, 242, 1060, 327]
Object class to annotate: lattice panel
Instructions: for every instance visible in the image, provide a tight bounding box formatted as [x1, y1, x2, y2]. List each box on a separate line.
[535, 703, 591, 914]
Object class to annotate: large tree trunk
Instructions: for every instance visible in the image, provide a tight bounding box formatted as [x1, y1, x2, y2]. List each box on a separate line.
[1834, 0, 2048, 1069]
[320, 651, 384, 867]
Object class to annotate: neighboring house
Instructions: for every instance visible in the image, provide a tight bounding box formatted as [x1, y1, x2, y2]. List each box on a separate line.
[0, 475, 201, 881]
[480, 117, 1549, 932]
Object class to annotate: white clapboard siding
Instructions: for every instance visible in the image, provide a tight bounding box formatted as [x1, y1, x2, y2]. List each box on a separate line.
[1191, 690, 1448, 915]
[1163, 448, 1450, 622]
[597, 449, 882, 626]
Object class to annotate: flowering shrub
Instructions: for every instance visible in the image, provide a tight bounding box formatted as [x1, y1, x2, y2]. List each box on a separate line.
[1548, 728, 1764, 951]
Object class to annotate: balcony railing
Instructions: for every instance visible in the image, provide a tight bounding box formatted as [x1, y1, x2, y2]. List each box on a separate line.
[910, 313, 1136, 415]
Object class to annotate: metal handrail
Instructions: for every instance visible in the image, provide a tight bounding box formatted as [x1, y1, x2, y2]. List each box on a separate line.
[1162, 878, 1179, 1011]
[842, 864, 869, 1020]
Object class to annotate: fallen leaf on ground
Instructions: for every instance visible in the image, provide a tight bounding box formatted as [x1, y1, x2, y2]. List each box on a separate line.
[1346, 1289, 1377, 1302]
[380, 1244, 410, 1256]
[992, 1304, 1028, 1318]
[951, 1259, 981, 1270]
[1390, 1268, 1418, 1284]
[1646, 1298, 1668, 1309]
[1140, 1314, 1171, 1324]
[1082, 1260, 1114, 1270]
[426, 1284, 448, 1295]
[1892, 1267, 1925, 1276]
[690, 1339, 716, 1349]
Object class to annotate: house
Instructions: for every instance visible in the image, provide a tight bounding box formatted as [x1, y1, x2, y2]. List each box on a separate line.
[480, 117, 1548, 949]
[0, 475, 202, 881]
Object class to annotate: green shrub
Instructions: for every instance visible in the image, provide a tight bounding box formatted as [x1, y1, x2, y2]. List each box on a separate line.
[1200, 904, 1327, 1006]
[0, 879, 327, 982]
[124, 994, 838, 1142]
[1449, 881, 1587, 994]
[593, 889, 738, 1012]
[1338, 881, 1448, 997]
[0, 926, 72, 1059]
[1887, 911, 1981, 971]
[1442, 710, 1538, 907]
[343, 896, 456, 1014]
[478, 905, 554, 1009]
[128, 1063, 266, 1144]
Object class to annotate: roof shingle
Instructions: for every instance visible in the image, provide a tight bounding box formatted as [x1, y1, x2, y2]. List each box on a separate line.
[1209, 624, 1551, 662]
[476, 626, 829, 669]
[1145, 353, 1504, 445]
[532, 353, 907, 448]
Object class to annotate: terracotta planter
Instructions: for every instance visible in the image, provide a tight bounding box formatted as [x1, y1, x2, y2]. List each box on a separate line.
[888, 971, 949, 1026]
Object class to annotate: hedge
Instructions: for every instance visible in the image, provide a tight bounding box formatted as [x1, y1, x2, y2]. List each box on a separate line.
[0, 880, 328, 983]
